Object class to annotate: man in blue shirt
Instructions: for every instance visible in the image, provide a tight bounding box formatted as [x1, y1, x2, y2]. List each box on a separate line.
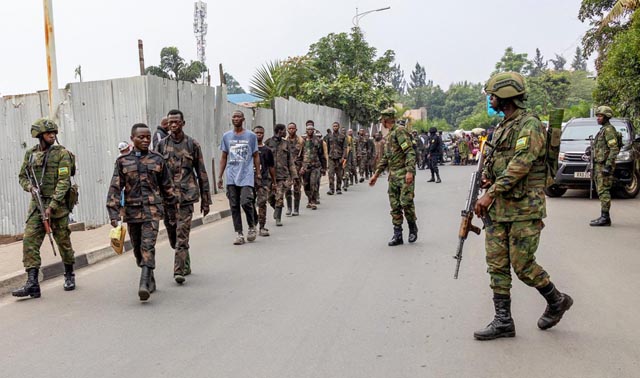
[218, 111, 260, 245]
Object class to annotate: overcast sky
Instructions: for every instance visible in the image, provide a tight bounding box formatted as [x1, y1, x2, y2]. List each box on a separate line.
[1, 0, 593, 96]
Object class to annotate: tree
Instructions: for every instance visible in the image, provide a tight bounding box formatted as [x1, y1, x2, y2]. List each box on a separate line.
[571, 47, 588, 71]
[595, 10, 640, 122]
[405, 82, 446, 119]
[579, 0, 633, 69]
[529, 48, 547, 77]
[494, 47, 531, 74]
[390, 64, 407, 95]
[145, 47, 207, 83]
[443, 82, 484, 126]
[224, 73, 245, 94]
[550, 54, 567, 71]
[249, 60, 284, 101]
[600, 0, 640, 28]
[409, 63, 426, 89]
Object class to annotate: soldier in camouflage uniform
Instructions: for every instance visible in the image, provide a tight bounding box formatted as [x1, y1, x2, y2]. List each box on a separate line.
[473, 72, 573, 340]
[13, 119, 76, 299]
[344, 129, 358, 188]
[366, 132, 376, 179]
[265, 123, 298, 227]
[369, 108, 418, 246]
[285, 122, 304, 216]
[107, 123, 177, 301]
[356, 129, 369, 183]
[253, 126, 276, 236]
[300, 122, 327, 210]
[326, 122, 347, 195]
[155, 109, 211, 284]
[589, 106, 620, 227]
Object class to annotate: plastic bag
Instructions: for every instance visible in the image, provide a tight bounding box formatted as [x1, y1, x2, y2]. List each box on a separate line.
[109, 223, 127, 255]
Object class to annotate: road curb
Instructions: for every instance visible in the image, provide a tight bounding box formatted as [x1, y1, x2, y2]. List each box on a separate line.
[0, 209, 231, 297]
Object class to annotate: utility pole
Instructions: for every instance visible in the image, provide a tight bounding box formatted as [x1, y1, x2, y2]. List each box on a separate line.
[138, 39, 145, 75]
[43, 0, 59, 119]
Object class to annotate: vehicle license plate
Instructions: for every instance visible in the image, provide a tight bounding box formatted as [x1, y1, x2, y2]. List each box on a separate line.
[574, 171, 591, 179]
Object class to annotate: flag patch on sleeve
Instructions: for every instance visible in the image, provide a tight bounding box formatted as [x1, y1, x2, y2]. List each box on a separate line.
[58, 167, 69, 175]
[515, 136, 529, 151]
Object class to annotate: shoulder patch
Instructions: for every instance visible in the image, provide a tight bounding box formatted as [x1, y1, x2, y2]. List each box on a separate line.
[58, 167, 70, 176]
[607, 138, 618, 147]
[515, 136, 529, 151]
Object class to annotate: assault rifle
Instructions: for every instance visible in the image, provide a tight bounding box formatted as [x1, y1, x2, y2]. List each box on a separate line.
[453, 142, 492, 279]
[25, 165, 57, 256]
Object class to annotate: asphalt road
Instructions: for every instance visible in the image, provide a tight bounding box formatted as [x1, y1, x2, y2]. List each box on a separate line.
[1, 165, 639, 378]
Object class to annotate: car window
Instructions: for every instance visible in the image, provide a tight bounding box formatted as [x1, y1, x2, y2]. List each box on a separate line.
[562, 119, 630, 143]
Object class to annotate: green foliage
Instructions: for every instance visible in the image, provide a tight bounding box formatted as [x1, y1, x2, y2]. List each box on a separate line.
[494, 47, 531, 75]
[550, 54, 567, 71]
[579, 0, 632, 69]
[443, 82, 484, 126]
[571, 47, 588, 71]
[249, 60, 283, 102]
[390, 64, 407, 95]
[530, 48, 547, 77]
[412, 118, 452, 132]
[564, 101, 593, 120]
[459, 111, 499, 131]
[595, 10, 640, 123]
[224, 73, 245, 94]
[145, 47, 207, 83]
[403, 82, 447, 119]
[409, 63, 426, 89]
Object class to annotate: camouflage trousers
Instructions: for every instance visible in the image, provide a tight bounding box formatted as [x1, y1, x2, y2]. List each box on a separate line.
[23, 212, 74, 270]
[303, 168, 321, 204]
[128, 220, 159, 269]
[485, 219, 551, 296]
[255, 184, 270, 228]
[387, 175, 417, 227]
[368, 158, 375, 176]
[328, 158, 344, 191]
[594, 163, 613, 211]
[344, 154, 357, 183]
[164, 204, 193, 276]
[286, 175, 302, 202]
[357, 156, 368, 178]
[269, 179, 289, 208]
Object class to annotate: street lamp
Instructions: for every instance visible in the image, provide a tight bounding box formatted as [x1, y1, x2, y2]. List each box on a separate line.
[352, 6, 391, 27]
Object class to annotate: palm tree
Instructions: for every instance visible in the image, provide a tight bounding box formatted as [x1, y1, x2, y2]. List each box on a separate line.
[600, 0, 640, 29]
[249, 60, 284, 101]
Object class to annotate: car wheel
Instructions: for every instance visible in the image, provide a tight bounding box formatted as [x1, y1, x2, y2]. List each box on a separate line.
[544, 185, 567, 198]
[614, 170, 640, 199]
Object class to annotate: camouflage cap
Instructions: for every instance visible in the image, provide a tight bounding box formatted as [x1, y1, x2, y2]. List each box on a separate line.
[595, 106, 614, 119]
[379, 107, 397, 120]
[31, 118, 58, 138]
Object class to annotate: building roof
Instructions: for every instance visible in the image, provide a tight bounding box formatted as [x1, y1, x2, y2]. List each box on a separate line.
[227, 93, 263, 105]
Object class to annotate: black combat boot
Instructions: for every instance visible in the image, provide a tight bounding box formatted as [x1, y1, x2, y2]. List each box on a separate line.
[589, 211, 611, 227]
[474, 294, 516, 340]
[427, 174, 435, 182]
[12, 268, 41, 299]
[436, 173, 441, 183]
[537, 283, 573, 330]
[292, 199, 300, 216]
[138, 266, 151, 301]
[408, 222, 418, 243]
[388, 226, 404, 246]
[149, 270, 156, 293]
[285, 196, 293, 216]
[63, 264, 76, 291]
[275, 207, 283, 227]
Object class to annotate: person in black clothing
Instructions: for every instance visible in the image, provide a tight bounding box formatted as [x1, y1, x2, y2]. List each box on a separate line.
[427, 127, 442, 183]
[151, 116, 169, 150]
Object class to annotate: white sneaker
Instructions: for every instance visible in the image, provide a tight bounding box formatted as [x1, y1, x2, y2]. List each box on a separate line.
[247, 227, 257, 242]
[259, 228, 270, 237]
[233, 233, 245, 245]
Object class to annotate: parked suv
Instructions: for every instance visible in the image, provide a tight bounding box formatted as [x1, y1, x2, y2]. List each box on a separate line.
[545, 117, 640, 198]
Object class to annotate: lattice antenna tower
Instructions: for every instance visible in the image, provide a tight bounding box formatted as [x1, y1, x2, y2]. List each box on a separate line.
[193, 1, 208, 65]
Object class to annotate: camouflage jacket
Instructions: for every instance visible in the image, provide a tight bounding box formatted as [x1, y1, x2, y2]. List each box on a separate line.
[155, 134, 211, 206]
[300, 136, 327, 171]
[19, 145, 73, 219]
[356, 136, 369, 158]
[375, 125, 416, 178]
[594, 122, 620, 167]
[484, 109, 547, 222]
[326, 132, 347, 160]
[287, 135, 305, 169]
[346, 135, 356, 158]
[106, 149, 176, 223]
[265, 136, 298, 181]
[367, 139, 375, 160]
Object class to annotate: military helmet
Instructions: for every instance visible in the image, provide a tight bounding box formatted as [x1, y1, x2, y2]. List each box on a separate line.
[595, 106, 614, 119]
[485, 72, 528, 108]
[31, 118, 58, 138]
[379, 107, 397, 120]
